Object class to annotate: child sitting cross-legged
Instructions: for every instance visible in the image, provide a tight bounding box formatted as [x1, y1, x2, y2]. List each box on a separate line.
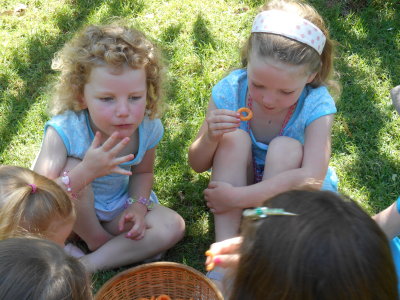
[33, 23, 185, 273]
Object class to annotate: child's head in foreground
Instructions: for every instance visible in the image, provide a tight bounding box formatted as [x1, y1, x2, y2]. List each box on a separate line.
[0, 237, 92, 300]
[0, 165, 75, 245]
[50, 23, 164, 119]
[242, 0, 337, 92]
[229, 189, 397, 300]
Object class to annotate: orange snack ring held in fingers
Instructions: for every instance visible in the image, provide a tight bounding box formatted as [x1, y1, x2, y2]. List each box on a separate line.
[205, 250, 215, 271]
[237, 107, 253, 121]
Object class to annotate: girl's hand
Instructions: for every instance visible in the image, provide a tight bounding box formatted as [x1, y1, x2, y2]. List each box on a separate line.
[118, 207, 147, 240]
[205, 237, 242, 270]
[82, 131, 134, 179]
[206, 109, 240, 142]
[204, 181, 240, 213]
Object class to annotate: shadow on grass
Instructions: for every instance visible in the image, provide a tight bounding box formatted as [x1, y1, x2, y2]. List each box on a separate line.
[311, 0, 400, 208]
[190, 13, 218, 75]
[151, 18, 223, 268]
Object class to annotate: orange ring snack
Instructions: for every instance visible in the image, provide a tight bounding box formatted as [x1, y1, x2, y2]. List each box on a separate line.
[237, 107, 253, 121]
[156, 295, 171, 300]
[205, 250, 215, 271]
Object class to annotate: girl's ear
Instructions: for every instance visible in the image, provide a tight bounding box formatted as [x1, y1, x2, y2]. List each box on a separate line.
[306, 72, 318, 83]
[78, 94, 87, 109]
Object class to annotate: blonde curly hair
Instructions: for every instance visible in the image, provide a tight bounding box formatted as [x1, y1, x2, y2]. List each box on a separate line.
[50, 23, 164, 119]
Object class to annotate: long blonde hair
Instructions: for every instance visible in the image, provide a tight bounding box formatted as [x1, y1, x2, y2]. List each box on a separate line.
[242, 0, 340, 94]
[0, 165, 74, 240]
[50, 23, 165, 118]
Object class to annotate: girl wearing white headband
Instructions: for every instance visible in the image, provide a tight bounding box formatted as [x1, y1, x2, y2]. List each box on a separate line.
[188, 0, 339, 286]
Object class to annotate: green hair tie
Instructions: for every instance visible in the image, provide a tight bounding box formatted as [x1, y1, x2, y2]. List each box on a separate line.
[243, 206, 297, 220]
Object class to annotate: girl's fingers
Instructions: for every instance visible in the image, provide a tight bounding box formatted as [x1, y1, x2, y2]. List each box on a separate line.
[101, 132, 120, 151]
[212, 114, 240, 123]
[133, 229, 145, 240]
[114, 154, 135, 165]
[91, 131, 102, 148]
[109, 136, 131, 155]
[118, 214, 131, 231]
[126, 222, 141, 239]
[112, 166, 133, 176]
[207, 181, 219, 189]
[209, 122, 240, 131]
[213, 109, 240, 118]
[210, 237, 243, 255]
[211, 254, 240, 269]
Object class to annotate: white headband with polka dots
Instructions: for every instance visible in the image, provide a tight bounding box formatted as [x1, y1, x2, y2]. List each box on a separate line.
[251, 10, 326, 55]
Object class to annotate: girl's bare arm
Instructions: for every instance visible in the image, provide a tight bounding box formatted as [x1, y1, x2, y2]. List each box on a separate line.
[188, 98, 240, 172]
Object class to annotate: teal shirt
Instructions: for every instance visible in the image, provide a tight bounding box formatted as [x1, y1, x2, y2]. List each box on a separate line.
[45, 110, 163, 212]
[212, 69, 338, 191]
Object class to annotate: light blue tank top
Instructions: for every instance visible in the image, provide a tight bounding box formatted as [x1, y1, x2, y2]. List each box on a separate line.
[45, 110, 163, 212]
[212, 69, 338, 191]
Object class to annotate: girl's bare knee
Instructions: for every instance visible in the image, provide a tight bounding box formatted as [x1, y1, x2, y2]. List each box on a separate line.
[268, 136, 303, 164]
[219, 129, 251, 149]
[263, 137, 303, 179]
[213, 130, 251, 171]
[170, 213, 185, 242]
[157, 212, 185, 247]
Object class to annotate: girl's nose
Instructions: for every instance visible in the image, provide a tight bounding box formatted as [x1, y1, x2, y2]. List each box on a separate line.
[262, 92, 274, 106]
[115, 99, 129, 117]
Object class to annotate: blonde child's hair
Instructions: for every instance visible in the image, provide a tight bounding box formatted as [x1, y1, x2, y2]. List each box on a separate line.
[0, 238, 92, 300]
[50, 23, 164, 118]
[0, 165, 74, 240]
[241, 0, 340, 94]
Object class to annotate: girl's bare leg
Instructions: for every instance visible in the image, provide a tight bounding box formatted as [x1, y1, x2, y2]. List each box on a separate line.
[63, 158, 113, 251]
[211, 129, 252, 242]
[263, 136, 303, 180]
[80, 205, 185, 273]
[373, 201, 400, 240]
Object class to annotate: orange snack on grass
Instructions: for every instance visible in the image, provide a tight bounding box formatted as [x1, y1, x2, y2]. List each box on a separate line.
[237, 107, 253, 121]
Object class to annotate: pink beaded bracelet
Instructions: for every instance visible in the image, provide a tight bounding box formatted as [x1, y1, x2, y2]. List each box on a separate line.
[61, 171, 78, 199]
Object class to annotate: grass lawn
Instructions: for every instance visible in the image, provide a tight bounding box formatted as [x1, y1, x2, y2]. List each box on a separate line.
[1, 0, 399, 293]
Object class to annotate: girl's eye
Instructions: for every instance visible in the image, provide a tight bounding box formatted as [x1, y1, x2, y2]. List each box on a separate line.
[129, 96, 142, 101]
[281, 91, 295, 95]
[99, 97, 113, 101]
[252, 82, 263, 89]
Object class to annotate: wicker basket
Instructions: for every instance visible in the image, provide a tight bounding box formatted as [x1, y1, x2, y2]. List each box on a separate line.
[95, 262, 224, 300]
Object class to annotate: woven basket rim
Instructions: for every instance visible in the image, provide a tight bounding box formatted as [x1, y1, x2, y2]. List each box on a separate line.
[94, 261, 223, 300]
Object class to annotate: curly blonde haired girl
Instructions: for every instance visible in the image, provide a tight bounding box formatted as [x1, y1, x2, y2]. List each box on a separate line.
[34, 23, 185, 273]
[50, 23, 164, 118]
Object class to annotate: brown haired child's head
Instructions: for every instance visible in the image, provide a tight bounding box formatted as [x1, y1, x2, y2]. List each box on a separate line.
[0, 238, 92, 300]
[51, 23, 164, 119]
[229, 189, 398, 300]
[0, 165, 75, 245]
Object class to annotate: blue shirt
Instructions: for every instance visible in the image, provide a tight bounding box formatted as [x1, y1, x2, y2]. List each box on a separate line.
[45, 110, 163, 212]
[212, 69, 338, 191]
